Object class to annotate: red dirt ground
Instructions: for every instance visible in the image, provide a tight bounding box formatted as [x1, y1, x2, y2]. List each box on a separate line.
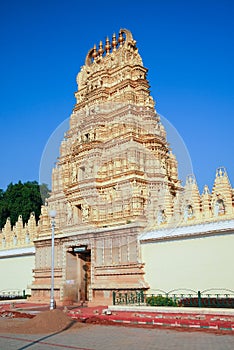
[1, 302, 234, 335]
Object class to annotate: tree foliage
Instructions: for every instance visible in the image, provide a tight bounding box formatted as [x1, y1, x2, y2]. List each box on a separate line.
[0, 181, 50, 229]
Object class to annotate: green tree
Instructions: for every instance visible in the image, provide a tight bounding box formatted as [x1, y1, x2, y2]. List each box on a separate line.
[0, 181, 50, 229]
[40, 183, 51, 205]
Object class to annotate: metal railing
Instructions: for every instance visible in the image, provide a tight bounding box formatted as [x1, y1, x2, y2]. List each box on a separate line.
[113, 288, 234, 308]
[0, 289, 27, 300]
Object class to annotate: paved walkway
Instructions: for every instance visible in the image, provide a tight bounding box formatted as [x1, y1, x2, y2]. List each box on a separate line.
[0, 324, 234, 350]
[1, 301, 234, 349]
[1, 301, 234, 332]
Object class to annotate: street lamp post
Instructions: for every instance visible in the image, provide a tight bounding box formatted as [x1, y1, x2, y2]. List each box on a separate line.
[49, 209, 57, 310]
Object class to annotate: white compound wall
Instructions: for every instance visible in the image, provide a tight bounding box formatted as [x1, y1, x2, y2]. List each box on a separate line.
[0, 248, 35, 294]
[141, 232, 234, 294]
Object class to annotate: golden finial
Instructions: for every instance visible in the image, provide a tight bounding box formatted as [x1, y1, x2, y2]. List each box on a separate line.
[105, 36, 111, 55]
[98, 40, 103, 58]
[92, 44, 98, 60]
[118, 31, 124, 47]
[112, 33, 117, 51]
[203, 185, 210, 195]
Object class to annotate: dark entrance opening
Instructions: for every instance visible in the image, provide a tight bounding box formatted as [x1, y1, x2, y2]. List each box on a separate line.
[77, 250, 91, 301]
[67, 246, 91, 302]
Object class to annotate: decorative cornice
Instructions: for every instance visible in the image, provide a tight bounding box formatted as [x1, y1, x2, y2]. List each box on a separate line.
[140, 219, 234, 243]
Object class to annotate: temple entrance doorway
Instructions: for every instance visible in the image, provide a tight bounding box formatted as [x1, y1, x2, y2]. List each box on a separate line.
[76, 249, 91, 302]
[66, 245, 91, 302]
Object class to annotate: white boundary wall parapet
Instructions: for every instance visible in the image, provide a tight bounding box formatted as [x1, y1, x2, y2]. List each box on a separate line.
[140, 220, 234, 293]
[140, 219, 234, 242]
[0, 247, 35, 294]
[0, 246, 35, 258]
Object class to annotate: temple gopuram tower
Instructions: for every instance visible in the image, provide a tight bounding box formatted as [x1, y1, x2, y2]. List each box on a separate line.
[31, 29, 181, 305]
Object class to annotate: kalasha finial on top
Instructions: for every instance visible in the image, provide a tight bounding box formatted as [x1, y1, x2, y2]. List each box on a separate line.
[105, 37, 111, 55]
[92, 44, 98, 61]
[85, 29, 135, 66]
[98, 41, 104, 58]
[112, 33, 117, 51]
[216, 167, 226, 178]
[118, 31, 124, 47]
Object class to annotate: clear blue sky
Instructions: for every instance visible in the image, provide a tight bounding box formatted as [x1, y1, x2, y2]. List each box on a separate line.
[0, 0, 233, 193]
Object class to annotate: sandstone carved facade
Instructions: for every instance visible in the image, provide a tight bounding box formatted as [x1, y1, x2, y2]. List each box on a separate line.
[30, 29, 182, 304]
[1, 29, 233, 304]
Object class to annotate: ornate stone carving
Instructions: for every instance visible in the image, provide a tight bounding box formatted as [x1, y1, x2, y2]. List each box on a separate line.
[29, 29, 234, 305]
[0, 213, 38, 250]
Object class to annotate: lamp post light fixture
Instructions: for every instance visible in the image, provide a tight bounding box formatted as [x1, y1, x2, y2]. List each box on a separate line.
[49, 209, 57, 310]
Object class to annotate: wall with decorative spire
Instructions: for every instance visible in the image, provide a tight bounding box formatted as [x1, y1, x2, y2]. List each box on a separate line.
[0, 212, 38, 250]
[140, 167, 234, 293]
[0, 213, 37, 294]
[146, 167, 234, 231]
